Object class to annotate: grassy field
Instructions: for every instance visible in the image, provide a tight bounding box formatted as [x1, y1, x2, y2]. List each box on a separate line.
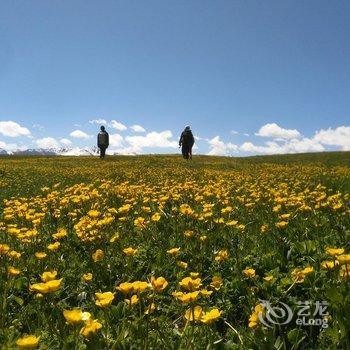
[0, 152, 349, 349]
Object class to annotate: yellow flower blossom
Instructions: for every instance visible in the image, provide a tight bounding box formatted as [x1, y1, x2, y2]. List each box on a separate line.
[248, 303, 265, 328]
[263, 275, 275, 283]
[145, 303, 156, 315]
[151, 213, 161, 222]
[41, 271, 57, 282]
[201, 308, 222, 324]
[92, 249, 104, 262]
[243, 268, 256, 278]
[173, 291, 200, 303]
[8, 266, 21, 276]
[29, 279, 63, 294]
[80, 319, 102, 337]
[82, 273, 93, 282]
[117, 282, 134, 294]
[215, 250, 229, 262]
[184, 306, 203, 321]
[35, 252, 47, 259]
[123, 247, 138, 256]
[167, 247, 180, 255]
[321, 260, 338, 270]
[179, 277, 202, 291]
[125, 295, 139, 306]
[177, 261, 188, 269]
[52, 228, 67, 240]
[95, 292, 115, 308]
[134, 217, 146, 228]
[47, 242, 60, 251]
[16, 335, 40, 349]
[210, 276, 223, 290]
[63, 309, 91, 325]
[109, 233, 120, 243]
[132, 281, 149, 293]
[326, 247, 344, 256]
[151, 276, 168, 292]
[337, 254, 350, 265]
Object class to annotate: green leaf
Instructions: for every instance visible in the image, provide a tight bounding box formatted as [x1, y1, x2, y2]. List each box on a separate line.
[11, 295, 24, 306]
[326, 287, 344, 305]
[274, 336, 284, 349]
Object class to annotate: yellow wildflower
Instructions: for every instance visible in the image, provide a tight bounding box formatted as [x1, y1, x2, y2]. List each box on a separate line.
[132, 281, 149, 293]
[326, 247, 344, 256]
[243, 268, 256, 278]
[29, 279, 63, 294]
[92, 249, 104, 262]
[167, 247, 180, 255]
[151, 277, 168, 292]
[215, 250, 229, 262]
[123, 247, 138, 256]
[337, 254, 350, 265]
[179, 277, 202, 291]
[117, 282, 134, 294]
[82, 273, 93, 282]
[35, 252, 47, 259]
[16, 335, 40, 349]
[125, 295, 139, 306]
[41, 271, 57, 282]
[210, 276, 223, 290]
[201, 308, 221, 324]
[80, 319, 102, 337]
[248, 303, 265, 328]
[184, 306, 203, 322]
[63, 309, 91, 325]
[95, 292, 115, 308]
[151, 213, 161, 222]
[47, 242, 60, 251]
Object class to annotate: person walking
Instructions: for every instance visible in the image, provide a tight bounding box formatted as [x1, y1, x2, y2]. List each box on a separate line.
[97, 125, 109, 158]
[179, 126, 194, 160]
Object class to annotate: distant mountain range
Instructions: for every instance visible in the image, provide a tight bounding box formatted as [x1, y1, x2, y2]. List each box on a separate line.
[0, 147, 103, 156]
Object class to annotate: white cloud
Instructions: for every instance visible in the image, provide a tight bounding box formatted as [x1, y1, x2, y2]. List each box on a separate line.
[240, 142, 264, 153]
[89, 119, 107, 125]
[60, 138, 72, 146]
[313, 126, 350, 151]
[207, 136, 238, 156]
[0, 141, 27, 152]
[194, 135, 209, 141]
[0, 121, 31, 137]
[255, 123, 301, 139]
[130, 124, 146, 133]
[36, 137, 60, 149]
[110, 120, 127, 131]
[240, 138, 324, 155]
[109, 133, 124, 147]
[124, 130, 177, 153]
[230, 130, 239, 135]
[287, 138, 325, 153]
[70, 130, 92, 139]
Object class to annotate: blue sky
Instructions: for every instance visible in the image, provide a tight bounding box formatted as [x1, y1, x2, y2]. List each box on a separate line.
[0, 0, 349, 155]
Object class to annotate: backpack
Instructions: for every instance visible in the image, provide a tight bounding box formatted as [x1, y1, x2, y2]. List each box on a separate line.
[182, 130, 194, 145]
[98, 132, 109, 146]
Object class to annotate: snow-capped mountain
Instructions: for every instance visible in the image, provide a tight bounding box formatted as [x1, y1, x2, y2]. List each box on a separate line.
[0, 147, 100, 156]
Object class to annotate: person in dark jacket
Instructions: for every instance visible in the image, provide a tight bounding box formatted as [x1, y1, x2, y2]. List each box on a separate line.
[179, 126, 195, 160]
[97, 126, 109, 158]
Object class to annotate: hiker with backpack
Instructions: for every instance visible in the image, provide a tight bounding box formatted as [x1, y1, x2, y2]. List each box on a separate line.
[179, 126, 195, 160]
[97, 126, 109, 158]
